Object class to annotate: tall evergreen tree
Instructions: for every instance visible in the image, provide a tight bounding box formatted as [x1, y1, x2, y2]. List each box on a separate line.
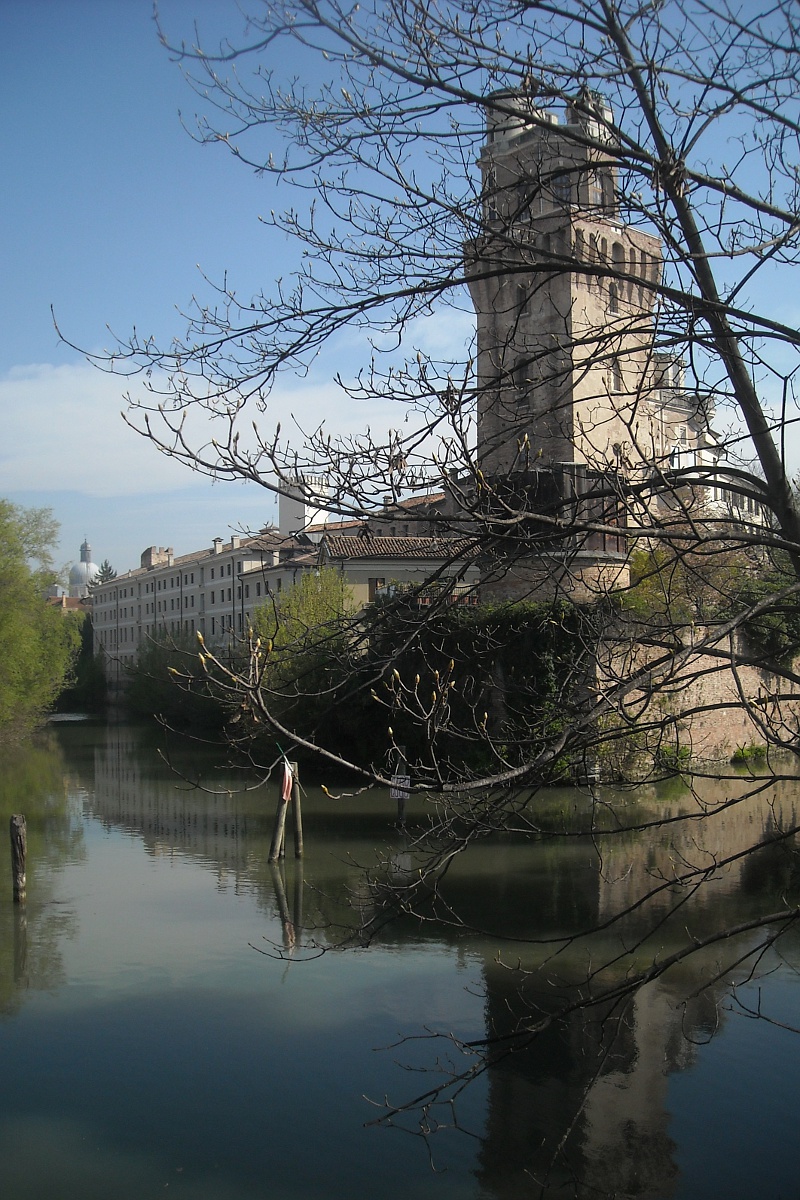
[95, 559, 117, 584]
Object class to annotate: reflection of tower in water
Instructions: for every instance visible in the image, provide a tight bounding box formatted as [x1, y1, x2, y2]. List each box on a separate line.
[466, 778, 800, 1199]
[475, 967, 701, 1198]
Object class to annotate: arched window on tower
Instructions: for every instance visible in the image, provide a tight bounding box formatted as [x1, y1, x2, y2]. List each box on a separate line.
[612, 358, 624, 393]
[609, 284, 619, 314]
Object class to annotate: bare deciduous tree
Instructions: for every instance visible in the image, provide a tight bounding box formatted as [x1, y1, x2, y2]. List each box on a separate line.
[79, 0, 800, 1161]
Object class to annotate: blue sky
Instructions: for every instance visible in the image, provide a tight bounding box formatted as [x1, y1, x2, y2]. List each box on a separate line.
[3, 1, 798, 577]
[0, 0, 388, 576]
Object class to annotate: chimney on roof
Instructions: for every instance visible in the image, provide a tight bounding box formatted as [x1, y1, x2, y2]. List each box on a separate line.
[213, 538, 223, 555]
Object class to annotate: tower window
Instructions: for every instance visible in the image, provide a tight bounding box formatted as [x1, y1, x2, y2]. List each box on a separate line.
[552, 172, 571, 206]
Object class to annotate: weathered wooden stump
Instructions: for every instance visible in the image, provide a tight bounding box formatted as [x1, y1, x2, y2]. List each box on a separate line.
[10, 814, 27, 904]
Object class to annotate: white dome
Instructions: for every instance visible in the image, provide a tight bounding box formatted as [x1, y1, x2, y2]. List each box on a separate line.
[69, 539, 99, 598]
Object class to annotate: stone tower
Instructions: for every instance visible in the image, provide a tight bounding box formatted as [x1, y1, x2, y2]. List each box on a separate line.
[465, 90, 711, 597]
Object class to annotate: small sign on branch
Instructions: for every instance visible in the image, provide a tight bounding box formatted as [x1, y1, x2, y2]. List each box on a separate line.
[390, 775, 411, 800]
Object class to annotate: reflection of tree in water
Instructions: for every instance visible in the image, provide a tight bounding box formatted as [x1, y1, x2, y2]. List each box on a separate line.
[0, 733, 83, 1016]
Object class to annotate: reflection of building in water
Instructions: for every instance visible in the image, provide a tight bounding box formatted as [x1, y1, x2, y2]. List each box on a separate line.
[88, 725, 279, 907]
[463, 777, 800, 1200]
[64, 727, 800, 1198]
[475, 963, 723, 1199]
[78, 724, 396, 947]
[592, 780, 800, 927]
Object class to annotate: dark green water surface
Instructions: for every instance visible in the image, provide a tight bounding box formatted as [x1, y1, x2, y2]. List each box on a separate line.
[1, 722, 799, 1199]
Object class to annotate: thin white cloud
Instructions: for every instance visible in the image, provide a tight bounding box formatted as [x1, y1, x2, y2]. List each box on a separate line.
[0, 362, 188, 496]
[0, 361, 402, 498]
[404, 305, 476, 359]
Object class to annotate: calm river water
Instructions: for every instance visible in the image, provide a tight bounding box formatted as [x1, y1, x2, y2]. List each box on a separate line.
[1, 721, 799, 1200]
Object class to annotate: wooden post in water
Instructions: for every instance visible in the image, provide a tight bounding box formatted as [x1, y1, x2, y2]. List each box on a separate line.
[290, 762, 303, 859]
[10, 814, 26, 904]
[269, 776, 290, 863]
[269, 761, 303, 863]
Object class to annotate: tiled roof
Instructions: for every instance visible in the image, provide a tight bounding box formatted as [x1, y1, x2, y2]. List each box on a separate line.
[321, 534, 472, 561]
[305, 517, 363, 535]
[389, 491, 447, 509]
[47, 595, 87, 610]
[241, 550, 318, 573]
[104, 532, 289, 581]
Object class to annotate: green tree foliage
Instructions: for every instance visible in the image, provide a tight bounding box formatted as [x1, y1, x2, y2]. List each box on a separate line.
[0, 501, 81, 742]
[253, 568, 354, 657]
[727, 552, 800, 666]
[127, 572, 357, 744]
[247, 568, 356, 741]
[365, 596, 599, 781]
[126, 633, 228, 731]
[622, 544, 800, 666]
[56, 611, 106, 712]
[230, 581, 597, 780]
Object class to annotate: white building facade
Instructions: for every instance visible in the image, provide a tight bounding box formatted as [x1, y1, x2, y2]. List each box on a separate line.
[91, 533, 291, 669]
